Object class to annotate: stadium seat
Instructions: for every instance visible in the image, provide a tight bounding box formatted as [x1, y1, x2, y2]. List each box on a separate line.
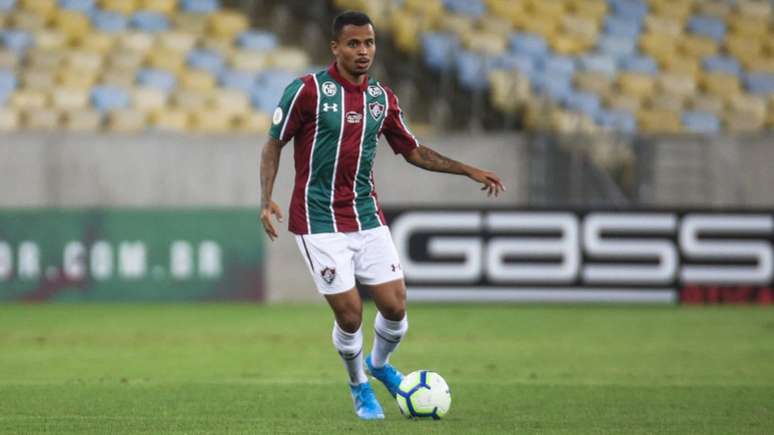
[618, 73, 656, 98]
[682, 110, 720, 134]
[562, 90, 601, 118]
[52, 87, 89, 110]
[130, 11, 169, 33]
[180, 69, 216, 92]
[209, 89, 250, 116]
[509, 32, 549, 58]
[744, 72, 774, 95]
[661, 56, 701, 78]
[23, 108, 60, 130]
[171, 89, 209, 111]
[218, 69, 255, 93]
[180, 0, 219, 14]
[107, 109, 147, 132]
[488, 70, 531, 113]
[35, 30, 68, 50]
[574, 71, 613, 95]
[657, 73, 697, 97]
[678, 35, 719, 58]
[689, 93, 725, 115]
[494, 53, 535, 77]
[141, 0, 176, 14]
[728, 93, 767, 120]
[235, 111, 270, 133]
[63, 109, 102, 131]
[190, 109, 233, 133]
[700, 72, 741, 97]
[643, 15, 682, 37]
[151, 108, 189, 131]
[455, 51, 492, 91]
[0, 50, 19, 69]
[696, 1, 732, 18]
[0, 0, 15, 11]
[146, 48, 186, 74]
[91, 85, 130, 112]
[702, 55, 742, 76]
[620, 55, 658, 75]
[52, 10, 91, 41]
[595, 108, 636, 134]
[66, 50, 104, 73]
[596, 35, 637, 59]
[647, 94, 685, 112]
[107, 50, 145, 71]
[603, 15, 640, 39]
[464, 32, 507, 56]
[74, 32, 116, 54]
[603, 92, 641, 113]
[187, 48, 226, 75]
[158, 32, 199, 53]
[1, 30, 34, 53]
[578, 53, 617, 78]
[231, 49, 269, 72]
[10, 89, 48, 109]
[132, 87, 168, 111]
[22, 69, 56, 90]
[21, 0, 56, 16]
[422, 32, 460, 72]
[0, 108, 20, 131]
[687, 15, 726, 42]
[91, 10, 127, 32]
[100, 68, 137, 88]
[58, 68, 99, 88]
[723, 110, 765, 132]
[171, 12, 208, 33]
[118, 32, 155, 54]
[136, 68, 177, 93]
[736, 0, 772, 17]
[208, 10, 248, 39]
[237, 31, 278, 52]
[637, 108, 682, 134]
[101, 0, 138, 15]
[9, 10, 48, 30]
[27, 48, 65, 69]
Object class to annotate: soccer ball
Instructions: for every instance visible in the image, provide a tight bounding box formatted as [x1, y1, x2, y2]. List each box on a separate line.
[395, 370, 451, 419]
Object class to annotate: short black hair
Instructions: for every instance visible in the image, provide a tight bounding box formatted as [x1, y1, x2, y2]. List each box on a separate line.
[332, 11, 373, 41]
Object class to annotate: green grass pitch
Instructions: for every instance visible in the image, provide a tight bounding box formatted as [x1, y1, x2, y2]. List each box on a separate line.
[1, 303, 772, 434]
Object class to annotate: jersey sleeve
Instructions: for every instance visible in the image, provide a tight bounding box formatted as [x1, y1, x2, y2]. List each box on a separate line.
[268, 78, 308, 142]
[380, 86, 420, 155]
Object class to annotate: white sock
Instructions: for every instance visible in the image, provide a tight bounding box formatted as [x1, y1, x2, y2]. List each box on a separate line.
[332, 322, 368, 385]
[370, 312, 408, 368]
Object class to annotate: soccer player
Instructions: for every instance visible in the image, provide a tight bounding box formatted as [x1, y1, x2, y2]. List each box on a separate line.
[259, 11, 505, 420]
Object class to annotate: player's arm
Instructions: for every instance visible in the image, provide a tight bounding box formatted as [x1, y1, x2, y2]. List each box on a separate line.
[403, 145, 506, 197]
[259, 137, 287, 241]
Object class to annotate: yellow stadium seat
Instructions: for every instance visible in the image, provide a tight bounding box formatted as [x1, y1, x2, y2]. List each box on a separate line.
[190, 109, 234, 133]
[63, 109, 103, 132]
[235, 111, 271, 133]
[405, 0, 443, 17]
[26, 48, 66, 69]
[20, 0, 56, 17]
[151, 109, 189, 131]
[526, 0, 566, 17]
[132, 87, 168, 111]
[736, 0, 772, 17]
[57, 69, 99, 88]
[107, 51, 145, 71]
[647, 94, 685, 112]
[201, 37, 235, 59]
[0, 50, 19, 69]
[728, 94, 767, 120]
[99, 69, 137, 88]
[661, 56, 701, 78]
[696, 1, 732, 17]
[171, 90, 209, 112]
[723, 111, 765, 132]
[146, 48, 186, 74]
[658, 73, 697, 97]
[118, 32, 155, 54]
[23, 109, 61, 130]
[689, 94, 725, 115]
[209, 89, 250, 116]
[208, 11, 249, 39]
[52, 10, 91, 41]
[551, 32, 591, 55]
[171, 13, 208, 34]
[649, 0, 693, 20]
[639, 33, 678, 64]
[603, 93, 641, 113]
[11, 89, 48, 110]
[438, 13, 474, 38]
[575, 71, 613, 95]
[521, 15, 558, 37]
[644, 15, 683, 37]
[678, 35, 719, 58]
[489, 70, 531, 113]
[725, 34, 763, 60]
[9, 10, 47, 30]
[100, 0, 138, 15]
[464, 32, 507, 56]
[561, 15, 598, 38]
[230, 50, 269, 72]
[637, 108, 682, 134]
[66, 50, 104, 72]
[550, 108, 584, 133]
[158, 32, 199, 53]
[743, 57, 774, 74]
[0, 108, 20, 131]
[618, 73, 656, 98]
[52, 87, 90, 110]
[700, 72, 741, 97]
[477, 16, 515, 38]
[766, 110, 774, 129]
[22, 70, 56, 91]
[179, 70, 216, 92]
[140, 0, 176, 14]
[107, 109, 147, 132]
[35, 30, 68, 49]
[567, 0, 607, 22]
[390, 11, 421, 54]
[727, 14, 769, 38]
[268, 48, 310, 72]
[73, 32, 117, 54]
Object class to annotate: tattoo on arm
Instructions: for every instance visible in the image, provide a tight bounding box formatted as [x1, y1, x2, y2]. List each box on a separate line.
[409, 145, 470, 176]
[260, 138, 284, 208]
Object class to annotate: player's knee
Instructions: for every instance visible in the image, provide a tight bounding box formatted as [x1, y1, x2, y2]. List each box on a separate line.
[382, 305, 405, 321]
[337, 312, 362, 333]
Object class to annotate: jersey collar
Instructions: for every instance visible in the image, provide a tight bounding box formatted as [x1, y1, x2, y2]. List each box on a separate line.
[328, 62, 369, 93]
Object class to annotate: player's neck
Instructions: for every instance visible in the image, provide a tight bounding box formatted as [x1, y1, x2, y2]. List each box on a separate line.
[335, 61, 366, 86]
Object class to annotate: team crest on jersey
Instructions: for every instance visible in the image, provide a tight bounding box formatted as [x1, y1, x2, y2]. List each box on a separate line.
[272, 107, 283, 125]
[346, 111, 363, 124]
[322, 81, 337, 97]
[320, 267, 336, 284]
[368, 102, 385, 120]
[367, 85, 383, 97]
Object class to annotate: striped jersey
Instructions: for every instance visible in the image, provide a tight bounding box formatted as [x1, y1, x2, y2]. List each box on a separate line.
[269, 63, 419, 235]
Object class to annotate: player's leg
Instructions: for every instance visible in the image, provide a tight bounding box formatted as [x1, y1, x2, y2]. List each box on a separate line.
[294, 234, 384, 420]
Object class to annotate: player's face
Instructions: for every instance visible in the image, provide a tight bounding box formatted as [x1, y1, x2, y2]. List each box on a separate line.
[331, 24, 375, 77]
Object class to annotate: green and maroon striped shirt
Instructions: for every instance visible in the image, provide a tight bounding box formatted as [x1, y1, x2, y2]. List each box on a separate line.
[269, 63, 419, 235]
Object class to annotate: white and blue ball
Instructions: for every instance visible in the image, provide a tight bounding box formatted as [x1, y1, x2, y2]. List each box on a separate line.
[395, 370, 451, 419]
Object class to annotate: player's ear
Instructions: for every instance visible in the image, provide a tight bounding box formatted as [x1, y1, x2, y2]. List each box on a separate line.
[330, 39, 338, 56]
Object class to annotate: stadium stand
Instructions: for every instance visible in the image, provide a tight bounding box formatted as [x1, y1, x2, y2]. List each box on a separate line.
[335, 0, 774, 134]
[0, 0, 310, 132]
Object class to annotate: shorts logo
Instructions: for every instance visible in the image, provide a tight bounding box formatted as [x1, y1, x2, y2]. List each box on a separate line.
[320, 267, 336, 284]
[346, 111, 363, 124]
[272, 107, 283, 125]
[367, 85, 382, 97]
[368, 102, 384, 120]
[322, 81, 337, 97]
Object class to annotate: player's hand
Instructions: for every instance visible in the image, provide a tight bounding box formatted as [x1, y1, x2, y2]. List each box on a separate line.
[467, 168, 506, 197]
[260, 201, 283, 241]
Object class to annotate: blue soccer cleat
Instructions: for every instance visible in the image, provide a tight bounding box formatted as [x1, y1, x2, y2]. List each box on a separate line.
[349, 382, 385, 420]
[365, 354, 404, 398]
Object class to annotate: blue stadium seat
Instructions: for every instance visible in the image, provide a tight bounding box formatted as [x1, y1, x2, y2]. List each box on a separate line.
[1, 30, 34, 53]
[455, 51, 493, 91]
[540, 55, 576, 78]
[257, 69, 296, 90]
[0, 0, 15, 12]
[237, 31, 279, 52]
[495, 53, 535, 77]
[422, 32, 459, 73]
[59, 0, 96, 13]
[509, 32, 548, 58]
[92, 10, 129, 33]
[603, 16, 641, 39]
[131, 11, 169, 33]
[578, 54, 618, 78]
[181, 0, 220, 13]
[596, 108, 637, 134]
[743, 72, 774, 95]
[91, 85, 131, 112]
[219, 69, 256, 93]
[620, 55, 658, 75]
[442, 0, 486, 18]
[532, 72, 573, 102]
[596, 35, 637, 59]
[0, 69, 16, 105]
[687, 15, 726, 42]
[563, 90, 602, 119]
[702, 55, 741, 76]
[250, 86, 283, 114]
[682, 111, 720, 134]
[137, 68, 177, 93]
[609, 0, 648, 21]
[187, 49, 226, 75]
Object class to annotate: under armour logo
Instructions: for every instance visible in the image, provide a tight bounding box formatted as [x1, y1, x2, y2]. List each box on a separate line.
[322, 103, 338, 112]
[391, 263, 401, 272]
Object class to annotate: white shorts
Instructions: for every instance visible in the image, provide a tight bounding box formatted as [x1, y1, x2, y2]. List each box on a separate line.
[294, 226, 404, 295]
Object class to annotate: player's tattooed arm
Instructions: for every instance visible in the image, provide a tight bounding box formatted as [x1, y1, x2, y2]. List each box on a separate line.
[259, 137, 287, 241]
[404, 145, 506, 197]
